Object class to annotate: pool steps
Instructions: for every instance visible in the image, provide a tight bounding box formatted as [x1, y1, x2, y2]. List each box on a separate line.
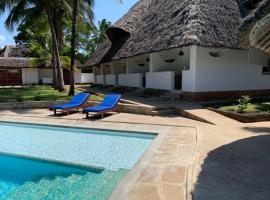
[4, 169, 128, 200]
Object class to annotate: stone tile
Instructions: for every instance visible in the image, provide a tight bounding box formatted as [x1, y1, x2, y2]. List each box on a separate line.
[161, 165, 186, 184]
[162, 183, 185, 200]
[158, 143, 178, 152]
[150, 153, 177, 164]
[128, 185, 161, 200]
[138, 165, 162, 183]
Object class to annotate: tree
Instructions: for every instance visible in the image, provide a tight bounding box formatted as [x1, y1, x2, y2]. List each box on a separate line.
[0, 0, 70, 91]
[69, 0, 94, 96]
[68, 0, 119, 96]
[1, 0, 94, 92]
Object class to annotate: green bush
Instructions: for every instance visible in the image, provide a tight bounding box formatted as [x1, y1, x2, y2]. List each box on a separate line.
[34, 92, 42, 101]
[237, 95, 251, 112]
[16, 96, 24, 102]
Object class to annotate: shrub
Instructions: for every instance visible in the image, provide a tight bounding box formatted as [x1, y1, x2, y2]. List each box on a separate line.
[16, 96, 23, 102]
[34, 92, 42, 101]
[237, 95, 251, 112]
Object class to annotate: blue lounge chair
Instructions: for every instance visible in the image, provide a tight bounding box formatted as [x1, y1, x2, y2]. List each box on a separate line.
[83, 94, 121, 118]
[49, 92, 90, 115]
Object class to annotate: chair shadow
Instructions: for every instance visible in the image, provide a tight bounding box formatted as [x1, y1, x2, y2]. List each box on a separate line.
[48, 110, 80, 117]
[85, 113, 116, 121]
[192, 134, 270, 200]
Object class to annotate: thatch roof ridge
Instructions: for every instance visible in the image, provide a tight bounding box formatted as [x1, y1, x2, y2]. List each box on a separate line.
[0, 57, 30, 68]
[85, 0, 244, 67]
[241, 0, 270, 23]
[113, 0, 152, 33]
[239, 0, 270, 50]
[0, 45, 30, 58]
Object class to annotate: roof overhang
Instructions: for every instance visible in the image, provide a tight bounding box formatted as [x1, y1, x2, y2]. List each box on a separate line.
[106, 27, 130, 44]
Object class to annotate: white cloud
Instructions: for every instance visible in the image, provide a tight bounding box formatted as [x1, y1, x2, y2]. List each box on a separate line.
[0, 35, 6, 42]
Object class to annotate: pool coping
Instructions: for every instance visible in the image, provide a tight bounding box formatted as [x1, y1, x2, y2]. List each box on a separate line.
[0, 116, 198, 200]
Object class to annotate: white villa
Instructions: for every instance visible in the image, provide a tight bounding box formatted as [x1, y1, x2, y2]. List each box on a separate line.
[84, 0, 270, 101]
[0, 45, 94, 86]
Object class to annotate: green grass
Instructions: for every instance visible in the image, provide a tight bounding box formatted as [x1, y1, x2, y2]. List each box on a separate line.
[0, 85, 102, 103]
[218, 100, 270, 113]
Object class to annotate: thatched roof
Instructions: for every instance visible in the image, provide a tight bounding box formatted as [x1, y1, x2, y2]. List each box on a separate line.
[239, 0, 270, 53]
[85, 0, 247, 67]
[0, 58, 30, 68]
[0, 45, 30, 58]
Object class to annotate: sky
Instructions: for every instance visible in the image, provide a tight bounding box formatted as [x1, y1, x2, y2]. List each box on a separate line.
[0, 0, 138, 48]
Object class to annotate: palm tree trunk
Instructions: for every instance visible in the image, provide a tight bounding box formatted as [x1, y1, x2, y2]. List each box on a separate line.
[46, 8, 65, 92]
[68, 0, 78, 96]
[51, 49, 58, 90]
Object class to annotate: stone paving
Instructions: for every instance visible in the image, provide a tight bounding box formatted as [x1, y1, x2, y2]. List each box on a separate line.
[0, 109, 269, 200]
[0, 109, 198, 200]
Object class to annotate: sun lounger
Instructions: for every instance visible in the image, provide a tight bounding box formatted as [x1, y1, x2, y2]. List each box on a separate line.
[49, 92, 90, 115]
[83, 94, 121, 118]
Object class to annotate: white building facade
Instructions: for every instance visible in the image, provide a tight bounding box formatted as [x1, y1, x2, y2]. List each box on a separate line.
[90, 46, 270, 101]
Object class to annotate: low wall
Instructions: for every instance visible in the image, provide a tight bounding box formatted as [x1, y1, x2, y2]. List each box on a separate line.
[81, 73, 94, 83]
[118, 73, 143, 87]
[96, 75, 105, 85]
[146, 71, 175, 90]
[208, 107, 270, 123]
[0, 101, 67, 110]
[106, 75, 117, 86]
[182, 89, 270, 102]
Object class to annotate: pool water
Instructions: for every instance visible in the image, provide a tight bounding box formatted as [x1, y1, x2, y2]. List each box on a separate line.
[0, 154, 128, 200]
[0, 122, 155, 199]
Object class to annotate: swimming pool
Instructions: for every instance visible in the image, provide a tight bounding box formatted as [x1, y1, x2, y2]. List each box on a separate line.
[0, 122, 155, 199]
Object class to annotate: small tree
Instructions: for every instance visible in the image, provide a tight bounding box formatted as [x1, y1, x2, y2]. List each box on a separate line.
[237, 95, 252, 112]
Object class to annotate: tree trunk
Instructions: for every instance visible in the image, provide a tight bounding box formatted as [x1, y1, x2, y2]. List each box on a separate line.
[68, 0, 78, 96]
[46, 9, 65, 92]
[51, 49, 58, 90]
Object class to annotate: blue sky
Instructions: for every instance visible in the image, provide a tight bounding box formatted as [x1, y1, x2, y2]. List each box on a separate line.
[0, 0, 138, 47]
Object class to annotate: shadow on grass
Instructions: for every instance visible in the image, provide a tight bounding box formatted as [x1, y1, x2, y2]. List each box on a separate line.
[193, 134, 270, 200]
[255, 103, 270, 113]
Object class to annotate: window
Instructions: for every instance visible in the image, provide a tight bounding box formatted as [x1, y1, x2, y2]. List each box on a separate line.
[262, 59, 270, 75]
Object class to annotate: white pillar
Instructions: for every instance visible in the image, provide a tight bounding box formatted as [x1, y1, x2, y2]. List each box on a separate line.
[182, 46, 197, 92]
[149, 53, 161, 72]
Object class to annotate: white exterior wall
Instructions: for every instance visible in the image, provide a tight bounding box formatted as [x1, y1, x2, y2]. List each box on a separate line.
[22, 68, 39, 84]
[38, 68, 53, 83]
[112, 63, 127, 74]
[127, 59, 149, 74]
[182, 46, 197, 92]
[106, 74, 117, 85]
[96, 75, 105, 85]
[182, 46, 270, 92]
[150, 48, 190, 73]
[146, 71, 175, 90]
[118, 73, 143, 87]
[81, 73, 95, 83]
[74, 70, 81, 83]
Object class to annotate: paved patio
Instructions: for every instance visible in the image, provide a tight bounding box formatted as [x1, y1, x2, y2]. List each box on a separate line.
[0, 109, 269, 199]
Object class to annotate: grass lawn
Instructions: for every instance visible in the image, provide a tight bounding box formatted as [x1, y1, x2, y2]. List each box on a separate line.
[218, 100, 270, 113]
[0, 85, 102, 103]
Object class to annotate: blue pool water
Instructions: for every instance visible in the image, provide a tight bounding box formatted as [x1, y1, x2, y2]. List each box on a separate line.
[0, 122, 155, 199]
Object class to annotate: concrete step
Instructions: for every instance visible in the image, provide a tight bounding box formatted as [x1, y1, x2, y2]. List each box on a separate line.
[160, 92, 182, 100]
[151, 109, 177, 116]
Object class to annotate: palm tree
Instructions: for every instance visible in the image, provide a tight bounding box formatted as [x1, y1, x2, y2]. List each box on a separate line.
[68, 0, 121, 96]
[0, 0, 69, 91]
[1, 0, 93, 92]
[69, 0, 93, 96]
